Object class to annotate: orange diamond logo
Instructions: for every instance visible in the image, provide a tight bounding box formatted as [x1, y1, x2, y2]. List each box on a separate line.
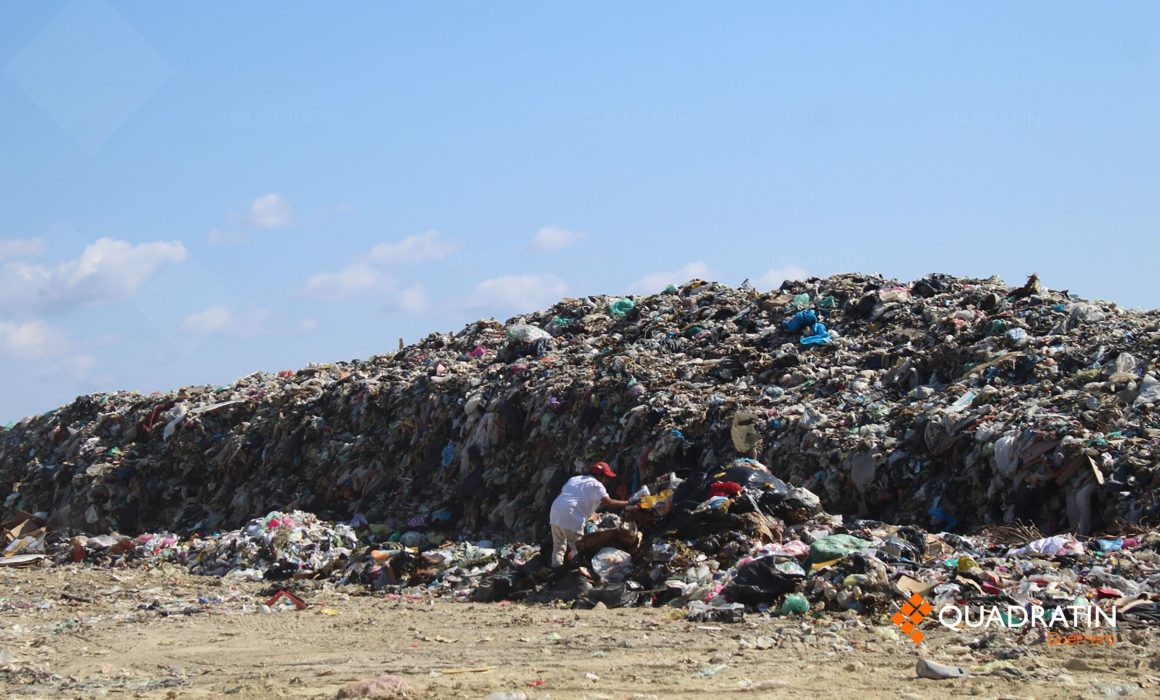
[892, 593, 930, 644]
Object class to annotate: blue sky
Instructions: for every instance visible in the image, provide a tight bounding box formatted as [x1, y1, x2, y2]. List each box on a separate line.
[1, 1, 1157, 422]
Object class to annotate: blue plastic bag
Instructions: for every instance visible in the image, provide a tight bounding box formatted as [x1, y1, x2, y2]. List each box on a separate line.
[782, 309, 818, 332]
[801, 322, 831, 345]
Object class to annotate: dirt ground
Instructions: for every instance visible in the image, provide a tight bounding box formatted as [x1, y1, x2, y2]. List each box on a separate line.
[1, 564, 1156, 699]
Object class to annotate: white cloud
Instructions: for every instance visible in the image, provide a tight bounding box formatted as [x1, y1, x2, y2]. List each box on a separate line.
[394, 285, 428, 315]
[470, 274, 568, 313]
[180, 305, 275, 337]
[181, 306, 232, 335]
[629, 261, 713, 294]
[1, 322, 101, 384]
[0, 320, 69, 359]
[303, 231, 454, 303]
[208, 193, 293, 243]
[758, 265, 809, 289]
[0, 238, 44, 260]
[31, 353, 103, 384]
[0, 238, 187, 315]
[531, 226, 584, 251]
[298, 318, 319, 333]
[370, 230, 458, 265]
[301, 262, 393, 300]
[207, 228, 246, 246]
[247, 193, 293, 229]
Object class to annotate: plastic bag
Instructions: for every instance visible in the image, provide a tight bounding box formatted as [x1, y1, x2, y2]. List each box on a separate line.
[608, 298, 636, 318]
[725, 557, 805, 604]
[801, 323, 831, 345]
[778, 593, 810, 614]
[1008, 535, 1085, 557]
[591, 547, 633, 582]
[782, 309, 817, 332]
[505, 324, 551, 342]
[807, 534, 871, 564]
[1134, 374, 1160, 408]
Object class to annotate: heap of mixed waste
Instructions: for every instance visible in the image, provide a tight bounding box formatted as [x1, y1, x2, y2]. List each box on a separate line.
[2, 272, 1159, 616]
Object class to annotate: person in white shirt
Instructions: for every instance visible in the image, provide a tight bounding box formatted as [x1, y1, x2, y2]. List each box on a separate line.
[548, 461, 630, 568]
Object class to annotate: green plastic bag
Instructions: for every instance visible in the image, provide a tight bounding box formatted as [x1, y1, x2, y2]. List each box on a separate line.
[779, 593, 810, 614]
[807, 534, 872, 564]
[609, 298, 636, 318]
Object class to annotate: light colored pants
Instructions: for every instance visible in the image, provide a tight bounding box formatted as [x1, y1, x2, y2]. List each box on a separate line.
[550, 524, 581, 568]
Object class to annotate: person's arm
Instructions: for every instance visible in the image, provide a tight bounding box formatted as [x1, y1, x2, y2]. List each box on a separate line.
[601, 496, 630, 509]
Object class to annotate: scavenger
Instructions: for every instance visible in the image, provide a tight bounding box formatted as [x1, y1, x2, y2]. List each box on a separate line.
[548, 461, 631, 568]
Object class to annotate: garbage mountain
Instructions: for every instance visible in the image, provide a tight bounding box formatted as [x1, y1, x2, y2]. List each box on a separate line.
[2, 273, 1158, 541]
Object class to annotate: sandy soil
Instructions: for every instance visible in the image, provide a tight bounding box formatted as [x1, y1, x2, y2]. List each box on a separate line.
[1, 564, 1156, 699]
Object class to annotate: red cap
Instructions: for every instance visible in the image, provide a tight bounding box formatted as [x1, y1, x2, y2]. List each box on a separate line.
[590, 461, 616, 478]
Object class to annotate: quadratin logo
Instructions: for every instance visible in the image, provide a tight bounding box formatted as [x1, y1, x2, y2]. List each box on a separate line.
[892, 594, 1118, 645]
[892, 593, 932, 643]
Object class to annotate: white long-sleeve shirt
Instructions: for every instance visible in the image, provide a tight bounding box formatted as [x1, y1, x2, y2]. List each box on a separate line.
[549, 475, 609, 532]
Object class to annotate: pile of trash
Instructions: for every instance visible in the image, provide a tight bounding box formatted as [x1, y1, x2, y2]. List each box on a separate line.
[2, 510, 358, 579]
[459, 457, 1160, 622]
[2, 272, 1158, 678]
[7, 459, 1158, 629]
[3, 273, 1157, 542]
